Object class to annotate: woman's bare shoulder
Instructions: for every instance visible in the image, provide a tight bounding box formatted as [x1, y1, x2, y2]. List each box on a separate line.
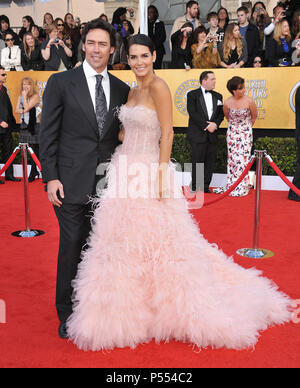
[150, 76, 170, 97]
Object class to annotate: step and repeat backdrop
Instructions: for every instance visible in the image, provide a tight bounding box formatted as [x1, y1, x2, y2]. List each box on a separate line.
[6, 67, 300, 129]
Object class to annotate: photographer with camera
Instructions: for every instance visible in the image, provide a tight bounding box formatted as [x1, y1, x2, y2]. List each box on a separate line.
[171, 22, 194, 69]
[250, 2, 271, 52]
[41, 24, 72, 71]
[266, 19, 294, 66]
[191, 25, 221, 68]
[264, 3, 286, 44]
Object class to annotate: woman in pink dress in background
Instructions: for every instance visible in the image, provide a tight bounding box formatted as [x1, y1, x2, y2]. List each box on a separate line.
[66, 35, 292, 352]
[214, 76, 257, 196]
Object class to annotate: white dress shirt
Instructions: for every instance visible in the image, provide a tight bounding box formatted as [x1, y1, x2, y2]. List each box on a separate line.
[83, 59, 110, 111]
[201, 86, 213, 120]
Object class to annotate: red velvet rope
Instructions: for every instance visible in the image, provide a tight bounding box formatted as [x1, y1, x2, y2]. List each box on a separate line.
[265, 155, 300, 197]
[27, 147, 42, 171]
[0, 148, 20, 176]
[184, 156, 256, 208]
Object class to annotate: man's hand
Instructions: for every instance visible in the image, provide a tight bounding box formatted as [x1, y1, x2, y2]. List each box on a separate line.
[0, 121, 9, 128]
[47, 180, 64, 207]
[205, 122, 217, 133]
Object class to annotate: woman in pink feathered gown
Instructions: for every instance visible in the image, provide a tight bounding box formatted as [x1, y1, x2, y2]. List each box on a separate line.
[66, 35, 292, 351]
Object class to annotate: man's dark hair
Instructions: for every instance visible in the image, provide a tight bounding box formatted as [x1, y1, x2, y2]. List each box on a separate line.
[237, 6, 249, 14]
[81, 18, 116, 47]
[207, 12, 218, 21]
[227, 76, 245, 95]
[0, 65, 4, 71]
[186, 1, 198, 10]
[200, 71, 214, 84]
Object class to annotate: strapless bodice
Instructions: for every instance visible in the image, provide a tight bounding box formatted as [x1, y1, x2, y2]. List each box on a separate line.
[118, 105, 161, 155]
[228, 108, 252, 128]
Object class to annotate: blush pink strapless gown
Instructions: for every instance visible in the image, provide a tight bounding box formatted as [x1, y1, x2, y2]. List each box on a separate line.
[66, 105, 292, 351]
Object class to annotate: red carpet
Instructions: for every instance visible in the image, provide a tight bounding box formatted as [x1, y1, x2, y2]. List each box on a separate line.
[0, 179, 299, 368]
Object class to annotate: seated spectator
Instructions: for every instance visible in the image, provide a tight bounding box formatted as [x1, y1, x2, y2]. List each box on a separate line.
[218, 23, 248, 68]
[266, 19, 294, 66]
[1, 33, 23, 71]
[54, 18, 72, 48]
[237, 6, 260, 67]
[19, 16, 34, 41]
[32, 24, 45, 44]
[253, 55, 263, 67]
[191, 26, 221, 68]
[0, 15, 19, 45]
[148, 5, 166, 69]
[250, 2, 272, 52]
[21, 32, 44, 71]
[41, 24, 72, 71]
[291, 9, 300, 39]
[217, 7, 230, 42]
[112, 7, 134, 36]
[171, 22, 194, 70]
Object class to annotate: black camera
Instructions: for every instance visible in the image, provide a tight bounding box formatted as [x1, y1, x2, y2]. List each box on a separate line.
[54, 38, 60, 44]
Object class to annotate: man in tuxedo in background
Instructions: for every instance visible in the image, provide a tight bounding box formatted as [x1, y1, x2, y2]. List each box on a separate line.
[187, 71, 224, 193]
[288, 86, 300, 202]
[40, 19, 130, 338]
[0, 66, 21, 184]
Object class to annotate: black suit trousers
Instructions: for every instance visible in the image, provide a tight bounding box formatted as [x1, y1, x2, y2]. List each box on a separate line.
[54, 203, 93, 323]
[289, 140, 300, 200]
[190, 141, 216, 191]
[0, 129, 14, 178]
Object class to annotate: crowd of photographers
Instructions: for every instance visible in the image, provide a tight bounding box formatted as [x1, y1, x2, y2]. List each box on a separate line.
[0, 1, 299, 73]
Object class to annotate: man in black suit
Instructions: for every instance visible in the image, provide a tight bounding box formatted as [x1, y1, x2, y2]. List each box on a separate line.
[40, 19, 130, 338]
[187, 71, 224, 193]
[0, 66, 21, 183]
[288, 86, 300, 202]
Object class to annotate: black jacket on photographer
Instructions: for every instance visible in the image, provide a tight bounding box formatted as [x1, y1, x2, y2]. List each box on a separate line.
[41, 38, 72, 71]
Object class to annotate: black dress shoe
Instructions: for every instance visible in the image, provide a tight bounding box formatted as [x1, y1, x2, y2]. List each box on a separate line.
[0, 180, 4, 184]
[58, 322, 69, 339]
[288, 195, 300, 202]
[5, 177, 21, 182]
[204, 188, 211, 193]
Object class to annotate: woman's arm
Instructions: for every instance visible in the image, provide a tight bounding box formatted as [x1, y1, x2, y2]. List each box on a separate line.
[223, 101, 230, 122]
[151, 78, 174, 199]
[15, 96, 22, 115]
[249, 98, 258, 126]
[22, 94, 40, 113]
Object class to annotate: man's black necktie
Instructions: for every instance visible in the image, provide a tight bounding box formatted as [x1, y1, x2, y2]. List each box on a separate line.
[205, 90, 211, 94]
[8, 48, 11, 59]
[95, 74, 108, 137]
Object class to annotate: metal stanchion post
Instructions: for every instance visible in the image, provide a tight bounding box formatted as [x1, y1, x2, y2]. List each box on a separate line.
[237, 150, 274, 259]
[12, 143, 45, 238]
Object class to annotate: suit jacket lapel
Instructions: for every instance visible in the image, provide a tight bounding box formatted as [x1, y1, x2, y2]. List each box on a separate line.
[70, 66, 99, 137]
[211, 92, 218, 120]
[199, 89, 209, 121]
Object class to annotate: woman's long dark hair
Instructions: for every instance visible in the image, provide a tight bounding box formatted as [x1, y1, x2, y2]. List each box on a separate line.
[127, 34, 156, 55]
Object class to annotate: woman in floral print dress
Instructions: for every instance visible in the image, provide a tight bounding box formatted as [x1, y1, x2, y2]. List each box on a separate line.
[214, 76, 257, 197]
